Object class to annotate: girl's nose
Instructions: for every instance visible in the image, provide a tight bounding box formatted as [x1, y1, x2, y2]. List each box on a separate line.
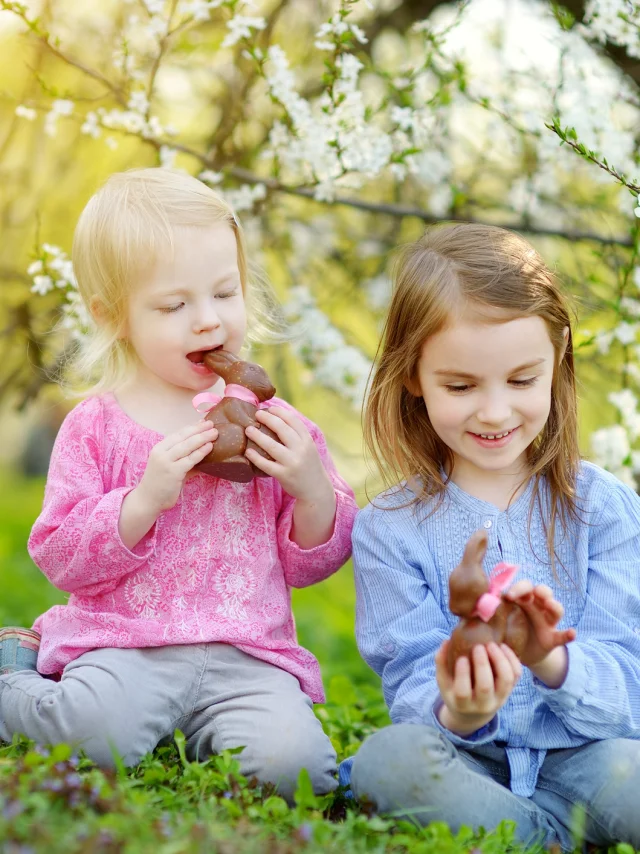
[192, 301, 221, 333]
[477, 393, 512, 426]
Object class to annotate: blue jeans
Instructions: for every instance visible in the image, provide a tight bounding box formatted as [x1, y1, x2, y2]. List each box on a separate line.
[349, 724, 640, 852]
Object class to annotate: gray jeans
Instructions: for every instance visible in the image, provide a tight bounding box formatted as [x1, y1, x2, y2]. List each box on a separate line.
[0, 642, 336, 802]
[351, 724, 640, 852]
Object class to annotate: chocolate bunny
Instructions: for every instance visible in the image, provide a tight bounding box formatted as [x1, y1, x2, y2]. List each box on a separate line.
[193, 349, 281, 483]
[447, 530, 532, 674]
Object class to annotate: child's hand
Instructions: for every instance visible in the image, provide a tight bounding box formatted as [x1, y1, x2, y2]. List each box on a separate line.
[504, 582, 576, 670]
[435, 640, 521, 737]
[137, 420, 218, 514]
[244, 407, 334, 504]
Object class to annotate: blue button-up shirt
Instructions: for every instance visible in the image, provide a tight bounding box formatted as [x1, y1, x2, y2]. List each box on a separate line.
[351, 462, 640, 796]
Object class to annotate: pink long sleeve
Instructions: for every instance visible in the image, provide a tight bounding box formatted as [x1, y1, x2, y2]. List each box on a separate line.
[276, 420, 357, 588]
[29, 393, 357, 703]
[28, 397, 157, 597]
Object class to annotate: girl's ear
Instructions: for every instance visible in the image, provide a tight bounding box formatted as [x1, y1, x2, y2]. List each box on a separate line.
[89, 295, 107, 326]
[90, 296, 128, 339]
[559, 326, 570, 361]
[404, 374, 422, 397]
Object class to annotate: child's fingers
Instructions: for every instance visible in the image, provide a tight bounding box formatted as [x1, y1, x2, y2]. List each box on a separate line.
[491, 642, 522, 685]
[257, 406, 309, 439]
[531, 585, 553, 603]
[184, 441, 214, 467]
[252, 409, 301, 446]
[539, 597, 564, 625]
[245, 424, 289, 461]
[548, 627, 577, 648]
[470, 645, 495, 704]
[516, 593, 565, 635]
[244, 447, 280, 476]
[170, 427, 217, 463]
[505, 580, 534, 601]
[163, 420, 216, 448]
[499, 643, 523, 676]
[452, 655, 473, 710]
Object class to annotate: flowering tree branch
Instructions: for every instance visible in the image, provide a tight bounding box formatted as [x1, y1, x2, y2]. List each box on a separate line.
[1, 0, 640, 483]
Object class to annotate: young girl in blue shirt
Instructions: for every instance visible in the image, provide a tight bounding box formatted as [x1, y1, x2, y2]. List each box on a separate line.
[343, 223, 640, 851]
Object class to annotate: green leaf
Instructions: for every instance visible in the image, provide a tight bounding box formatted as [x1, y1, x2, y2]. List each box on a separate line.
[293, 767, 320, 810]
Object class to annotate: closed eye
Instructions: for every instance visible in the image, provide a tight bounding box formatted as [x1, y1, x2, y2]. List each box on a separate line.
[215, 288, 240, 299]
[159, 303, 184, 313]
[445, 376, 539, 393]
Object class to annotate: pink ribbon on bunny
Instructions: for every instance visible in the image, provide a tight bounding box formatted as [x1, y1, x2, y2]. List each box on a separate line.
[192, 384, 261, 414]
[473, 561, 519, 622]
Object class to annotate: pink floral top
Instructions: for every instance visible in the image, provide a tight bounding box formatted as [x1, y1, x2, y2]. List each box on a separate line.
[28, 393, 357, 702]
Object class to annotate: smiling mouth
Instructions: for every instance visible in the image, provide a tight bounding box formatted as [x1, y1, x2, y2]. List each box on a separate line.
[471, 428, 517, 440]
[186, 345, 222, 363]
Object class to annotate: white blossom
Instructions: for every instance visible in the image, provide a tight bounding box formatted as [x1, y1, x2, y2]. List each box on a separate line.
[221, 15, 266, 48]
[81, 112, 101, 138]
[44, 99, 74, 137]
[31, 275, 54, 296]
[220, 183, 266, 212]
[610, 389, 640, 440]
[284, 286, 372, 407]
[584, 0, 640, 59]
[614, 322, 639, 345]
[15, 105, 37, 121]
[595, 330, 614, 354]
[159, 145, 178, 168]
[128, 90, 150, 115]
[391, 106, 416, 131]
[52, 99, 74, 116]
[180, 0, 224, 20]
[365, 274, 392, 310]
[591, 424, 631, 472]
[315, 15, 368, 47]
[199, 169, 223, 185]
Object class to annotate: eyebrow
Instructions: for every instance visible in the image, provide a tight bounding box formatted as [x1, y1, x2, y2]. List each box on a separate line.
[433, 358, 547, 379]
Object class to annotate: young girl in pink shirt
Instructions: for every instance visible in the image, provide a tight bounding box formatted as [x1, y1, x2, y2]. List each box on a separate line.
[0, 168, 357, 799]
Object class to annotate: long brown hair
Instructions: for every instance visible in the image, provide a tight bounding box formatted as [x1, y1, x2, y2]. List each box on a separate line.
[364, 222, 580, 569]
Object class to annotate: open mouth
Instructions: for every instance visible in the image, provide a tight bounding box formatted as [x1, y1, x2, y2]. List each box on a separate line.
[186, 345, 222, 364]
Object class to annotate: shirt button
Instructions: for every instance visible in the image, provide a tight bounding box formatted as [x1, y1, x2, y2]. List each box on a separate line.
[483, 519, 493, 529]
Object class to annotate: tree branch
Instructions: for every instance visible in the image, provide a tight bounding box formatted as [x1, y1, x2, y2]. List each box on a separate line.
[227, 166, 634, 248]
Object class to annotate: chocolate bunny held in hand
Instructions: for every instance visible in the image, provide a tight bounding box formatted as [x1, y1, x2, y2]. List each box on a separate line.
[446, 529, 532, 674]
[192, 349, 281, 483]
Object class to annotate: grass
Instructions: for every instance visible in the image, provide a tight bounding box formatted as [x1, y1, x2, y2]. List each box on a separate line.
[0, 467, 635, 854]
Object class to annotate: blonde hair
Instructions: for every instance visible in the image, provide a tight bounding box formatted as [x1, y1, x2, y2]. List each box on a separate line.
[364, 222, 580, 570]
[66, 167, 281, 395]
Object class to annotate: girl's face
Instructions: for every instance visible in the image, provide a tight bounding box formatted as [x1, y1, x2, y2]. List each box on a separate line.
[124, 223, 247, 396]
[412, 308, 560, 489]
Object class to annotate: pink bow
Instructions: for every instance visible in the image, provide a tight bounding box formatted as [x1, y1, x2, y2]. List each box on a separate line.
[192, 384, 261, 414]
[473, 561, 519, 622]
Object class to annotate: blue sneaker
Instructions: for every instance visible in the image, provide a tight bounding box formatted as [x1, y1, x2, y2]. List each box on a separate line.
[0, 627, 40, 675]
